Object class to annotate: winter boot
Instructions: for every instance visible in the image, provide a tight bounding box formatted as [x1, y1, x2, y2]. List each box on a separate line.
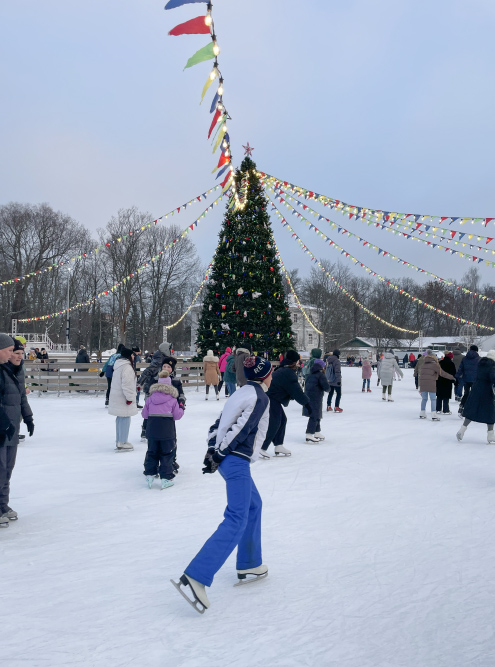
[274, 445, 291, 456]
[305, 434, 320, 444]
[1, 506, 17, 521]
[115, 442, 134, 452]
[146, 476, 155, 489]
[334, 407, 343, 413]
[431, 413, 441, 422]
[487, 430, 495, 445]
[457, 425, 467, 441]
[419, 411, 427, 419]
[314, 432, 325, 440]
[161, 479, 175, 490]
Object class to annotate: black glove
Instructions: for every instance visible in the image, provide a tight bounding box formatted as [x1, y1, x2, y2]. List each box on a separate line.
[202, 448, 219, 475]
[24, 419, 34, 437]
[99, 371, 105, 377]
[305, 403, 313, 416]
[337, 381, 341, 386]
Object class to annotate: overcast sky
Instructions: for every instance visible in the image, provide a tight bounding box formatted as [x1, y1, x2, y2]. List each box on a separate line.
[2, 0, 495, 288]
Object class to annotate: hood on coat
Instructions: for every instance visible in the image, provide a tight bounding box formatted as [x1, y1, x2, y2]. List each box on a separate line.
[423, 356, 439, 368]
[465, 349, 479, 361]
[236, 348, 250, 356]
[311, 361, 324, 374]
[383, 351, 395, 360]
[486, 350, 495, 362]
[113, 357, 132, 371]
[148, 383, 179, 398]
[203, 354, 219, 363]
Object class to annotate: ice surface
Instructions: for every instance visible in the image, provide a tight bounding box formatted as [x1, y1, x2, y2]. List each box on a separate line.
[2, 369, 495, 667]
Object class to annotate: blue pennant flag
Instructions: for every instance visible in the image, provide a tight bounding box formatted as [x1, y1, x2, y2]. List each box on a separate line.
[165, 0, 208, 9]
[216, 164, 229, 180]
[318, 215, 323, 221]
[210, 92, 219, 114]
[450, 218, 459, 224]
[414, 215, 421, 222]
[459, 233, 465, 240]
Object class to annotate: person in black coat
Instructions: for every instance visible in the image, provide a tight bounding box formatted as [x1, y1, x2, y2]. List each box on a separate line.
[303, 359, 329, 442]
[75, 345, 90, 371]
[260, 350, 311, 458]
[457, 345, 480, 414]
[457, 351, 495, 444]
[436, 352, 457, 414]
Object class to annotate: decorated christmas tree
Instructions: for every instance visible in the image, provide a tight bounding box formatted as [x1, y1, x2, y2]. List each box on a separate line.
[195, 156, 295, 359]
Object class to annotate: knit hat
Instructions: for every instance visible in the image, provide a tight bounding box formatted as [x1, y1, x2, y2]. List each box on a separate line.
[13, 338, 25, 352]
[313, 359, 325, 370]
[446, 351, 454, 359]
[285, 350, 300, 364]
[470, 345, 479, 352]
[0, 334, 15, 350]
[120, 346, 134, 360]
[161, 356, 177, 371]
[310, 348, 322, 359]
[159, 342, 171, 355]
[333, 349, 340, 358]
[158, 369, 172, 385]
[426, 349, 436, 357]
[243, 356, 272, 381]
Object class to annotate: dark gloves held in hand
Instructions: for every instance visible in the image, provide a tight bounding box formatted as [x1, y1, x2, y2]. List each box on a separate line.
[337, 381, 341, 386]
[24, 419, 34, 437]
[202, 447, 219, 475]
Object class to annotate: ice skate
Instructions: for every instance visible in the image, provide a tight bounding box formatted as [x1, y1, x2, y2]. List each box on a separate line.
[387, 398, 394, 402]
[259, 450, 270, 459]
[362, 388, 365, 392]
[18, 434, 25, 441]
[487, 430, 495, 445]
[1, 506, 18, 521]
[137, 403, 143, 409]
[216, 395, 220, 401]
[305, 434, 320, 444]
[161, 479, 174, 490]
[443, 411, 452, 415]
[457, 425, 467, 441]
[326, 406, 333, 412]
[146, 476, 154, 489]
[171, 574, 210, 614]
[205, 396, 208, 401]
[334, 407, 343, 413]
[235, 564, 268, 587]
[419, 411, 427, 419]
[274, 445, 291, 456]
[105, 399, 109, 407]
[382, 396, 387, 401]
[367, 389, 372, 393]
[431, 414, 441, 421]
[115, 442, 134, 452]
[0, 515, 9, 528]
[314, 432, 325, 440]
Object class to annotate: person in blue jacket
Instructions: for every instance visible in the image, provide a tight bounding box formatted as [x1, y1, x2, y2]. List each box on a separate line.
[172, 356, 272, 614]
[456, 345, 480, 416]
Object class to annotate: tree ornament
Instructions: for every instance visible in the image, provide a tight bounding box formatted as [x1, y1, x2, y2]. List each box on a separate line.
[252, 292, 261, 299]
[238, 287, 244, 295]
[244, 311, 247, 317]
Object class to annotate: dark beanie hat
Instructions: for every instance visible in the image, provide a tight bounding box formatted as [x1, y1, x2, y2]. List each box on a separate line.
[161, 356, 177, 371]
[120, 347, 133, 360]
[243, 356, 272, 381]
[285, 350, 300, 364]
[470, 345, 479, 352]
[13, 338, 25, 352]
[333, 349, 340, 358]
[0, 334, 15, 350]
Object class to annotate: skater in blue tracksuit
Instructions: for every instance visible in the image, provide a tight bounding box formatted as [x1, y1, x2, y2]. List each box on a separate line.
[172, 356, 272, 613]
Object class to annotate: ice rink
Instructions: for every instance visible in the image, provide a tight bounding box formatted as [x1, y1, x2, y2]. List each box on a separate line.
[2, 368, 495, 667]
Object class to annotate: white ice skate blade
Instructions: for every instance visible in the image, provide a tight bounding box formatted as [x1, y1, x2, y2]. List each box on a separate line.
[234, 572, 268, 587]
[114, 447, 134, 453]
[170, 578, 207, 614]
[274, 452, 291, 456]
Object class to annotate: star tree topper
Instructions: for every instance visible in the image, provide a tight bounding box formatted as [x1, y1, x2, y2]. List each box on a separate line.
[242, 142, 254, 157]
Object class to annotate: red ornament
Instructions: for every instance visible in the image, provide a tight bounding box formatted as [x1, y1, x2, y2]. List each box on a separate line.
[249, 333, 253, 338]
[270, 267, 274, 271]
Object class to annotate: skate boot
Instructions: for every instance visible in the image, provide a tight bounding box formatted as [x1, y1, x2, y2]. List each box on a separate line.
[457, 425, 467, 441]
[146, 476, 155, 489]
[18, 434, 25, 441]
[362, 388, 365, 392]
[171, 574, 210, 614]
[305, 434, 320, 444]
[161, 479, 175, 490]
[259, 450, 270, 460]
[0, 514, 9, 528]
[382, 396, 387, 401]
[443, 411, 452, 415]
[334, 407, 343, 413]
[274, 445, 291, 456]
[326, 406, 332, 412]
[1, 506, 18, 521]
[487, 430, 495, 445]
[314, 432, 325, 440]
[105, 399, 109, 407]
[216, 395, 220, 401]
[387, 398, 394, 402]
[115, 442, 134, 452]
[205, 396, 208, 401]
[367, 388, 372, 393]
[235, 564, 268, 586]
[431, 413, 441, 422]
[419, 410, 427, 419]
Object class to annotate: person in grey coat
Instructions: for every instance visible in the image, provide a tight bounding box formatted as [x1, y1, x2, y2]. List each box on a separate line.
[303, 360, 329, 442]
[0, 338, 34, 524]
[326, 349, 343, 412]
[234, 347, 251, 388]
[378, 350, 404, 401]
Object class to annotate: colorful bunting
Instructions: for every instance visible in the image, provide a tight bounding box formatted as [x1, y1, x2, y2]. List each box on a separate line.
[168, 16, 211, 36]
[184, 42, 215, 70]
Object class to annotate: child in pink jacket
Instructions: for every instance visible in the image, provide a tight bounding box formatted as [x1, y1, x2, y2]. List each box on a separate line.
[142, 370, 184, 489]
[362, 358, 372, 393]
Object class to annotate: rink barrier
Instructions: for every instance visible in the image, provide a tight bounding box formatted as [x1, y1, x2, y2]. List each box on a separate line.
[21, 361, 279, 396]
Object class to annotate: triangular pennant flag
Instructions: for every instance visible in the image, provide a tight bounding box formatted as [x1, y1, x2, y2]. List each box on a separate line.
[210, 92, 219, 114]
[201, 70, 217, 102]
[169, 16, 211, 35]
[208, 108, 221, 138]
[215, 164, 229, 180]
[184, 42, 215, 70]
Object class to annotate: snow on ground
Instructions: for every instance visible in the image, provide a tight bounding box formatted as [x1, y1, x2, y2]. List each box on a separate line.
[2, 368, 495, 667]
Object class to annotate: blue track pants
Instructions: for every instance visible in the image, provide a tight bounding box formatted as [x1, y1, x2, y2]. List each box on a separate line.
[185, 455, 262, 587]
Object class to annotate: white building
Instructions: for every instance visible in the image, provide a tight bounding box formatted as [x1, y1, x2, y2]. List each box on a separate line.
[189, 296, 321, 353]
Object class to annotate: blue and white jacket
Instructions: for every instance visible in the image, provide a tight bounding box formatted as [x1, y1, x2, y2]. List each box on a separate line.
[208, 381, 270, 464]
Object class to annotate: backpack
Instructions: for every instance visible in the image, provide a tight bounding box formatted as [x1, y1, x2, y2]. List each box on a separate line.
[325, 361, 336, 384]
[302, 359, 313, 379]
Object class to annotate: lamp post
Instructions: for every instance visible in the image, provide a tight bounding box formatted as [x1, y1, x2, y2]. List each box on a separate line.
[66, 268, 71, 350]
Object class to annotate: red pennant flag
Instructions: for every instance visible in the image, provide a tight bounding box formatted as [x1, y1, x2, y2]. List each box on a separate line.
[451, 231, 456, 238]
[486, 238, 493, 244]
[208, 109, 221, 139]
[169, 16, 211, 36]
[485, 218, 494, 226]
[217, 153, 229, 170]
[221, 172, 231, 188]
[441, 217, 449, 222]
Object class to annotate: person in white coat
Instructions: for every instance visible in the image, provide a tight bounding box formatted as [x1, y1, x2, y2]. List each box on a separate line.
[378, 350, 404, 402]
[108, 347, 138, 451]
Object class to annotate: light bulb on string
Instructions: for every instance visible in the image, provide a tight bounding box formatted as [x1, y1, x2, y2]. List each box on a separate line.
[205, 12, 213, 27]
[212, 42, 220, 56]
[218, 84, 224, 96]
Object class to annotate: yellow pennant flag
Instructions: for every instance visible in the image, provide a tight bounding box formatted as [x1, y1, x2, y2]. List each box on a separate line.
[200, 70, 217, 103]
